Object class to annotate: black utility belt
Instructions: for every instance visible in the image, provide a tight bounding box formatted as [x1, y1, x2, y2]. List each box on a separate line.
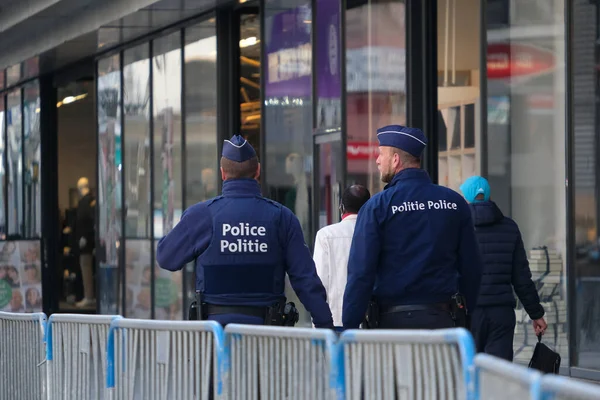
[380, 302, 451, 314]
[206, 304, 267, 319]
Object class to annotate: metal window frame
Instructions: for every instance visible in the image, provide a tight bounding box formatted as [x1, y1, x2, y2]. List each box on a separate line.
[119, 51, 127, 317]
[2, 92, 6, 235]
[39, 74, 58, 315]
[406, 0, 438, 182]
[565, 0, 577, 370]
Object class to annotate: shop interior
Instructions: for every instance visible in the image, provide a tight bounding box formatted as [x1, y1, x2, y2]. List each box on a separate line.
[436, 0, 481, 193]
[240, 12, 261, 151]
[56, 78, 97, 313]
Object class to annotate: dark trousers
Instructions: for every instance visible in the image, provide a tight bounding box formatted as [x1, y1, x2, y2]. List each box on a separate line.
[207, 313, 264, 326]
[379, 308, 455, 329]
[471, 306, 516, 361]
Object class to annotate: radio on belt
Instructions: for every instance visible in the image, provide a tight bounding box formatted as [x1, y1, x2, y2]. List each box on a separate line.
[220, 222, 269, 253]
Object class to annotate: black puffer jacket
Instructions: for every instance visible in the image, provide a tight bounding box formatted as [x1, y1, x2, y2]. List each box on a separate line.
[470, 201, 544, 320]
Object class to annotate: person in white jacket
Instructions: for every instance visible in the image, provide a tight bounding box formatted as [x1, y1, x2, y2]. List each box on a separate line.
[313, 185, 371, 327]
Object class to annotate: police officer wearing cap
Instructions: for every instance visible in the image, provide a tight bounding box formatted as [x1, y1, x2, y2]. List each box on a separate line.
[342, 125, 483, 330]
[157, 135, 334, 328]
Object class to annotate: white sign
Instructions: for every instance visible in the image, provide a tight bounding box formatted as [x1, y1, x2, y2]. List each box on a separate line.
[346, 47, 406, 93]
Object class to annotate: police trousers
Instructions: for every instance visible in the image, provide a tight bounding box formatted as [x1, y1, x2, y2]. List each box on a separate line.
[471, 306, 516, 361]
[207, 313, 264, 327]
[379, 308, 455, 329]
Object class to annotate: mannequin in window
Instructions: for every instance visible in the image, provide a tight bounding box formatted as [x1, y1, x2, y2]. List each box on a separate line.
[75, 177, 96, 308]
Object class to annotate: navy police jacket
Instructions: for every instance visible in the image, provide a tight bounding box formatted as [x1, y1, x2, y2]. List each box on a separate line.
[156, 178, 334, 328]
[342, 169, 483, 329]
[470, 201, 544, 319]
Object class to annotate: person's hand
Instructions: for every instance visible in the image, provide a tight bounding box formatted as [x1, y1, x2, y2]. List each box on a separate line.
[63, 226, 71, 234]
[63, 247, 71, 256]
[533, 318, 547, 335]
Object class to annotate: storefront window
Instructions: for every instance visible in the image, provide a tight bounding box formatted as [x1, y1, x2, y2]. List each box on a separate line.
[437, 0, 481, 192]
[240, 14, 261, 152]
[7, 90, 22, 237]
[573, 0, 600, 370]
[123, 44, 152, 318]
[23, 82, 41, 238]
[184, 21, 218, 311]
[484, 0, 567, 364]
[345, 0, 406, 195]
[152, 33, 183, 320]
[264, 0, 313, 327]
[97, 54, 123, 315]
[314, 0, 344, 230]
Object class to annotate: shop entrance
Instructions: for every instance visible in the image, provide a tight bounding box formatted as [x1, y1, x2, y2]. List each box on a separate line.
[54, 71, 98, 314]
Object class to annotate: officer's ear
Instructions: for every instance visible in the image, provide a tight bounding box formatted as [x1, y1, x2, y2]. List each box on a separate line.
[220, 167, 226, 181]
[255, 163, 261, 180]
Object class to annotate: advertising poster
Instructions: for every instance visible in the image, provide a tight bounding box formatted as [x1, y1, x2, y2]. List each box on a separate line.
[0, 240, 43, 313]
[264, 5, 312, 99]
[315, 0, 342, 130]
[124, 239, 182, 320]
[154, 240, 182, 320]
[125, 239, 152, 319]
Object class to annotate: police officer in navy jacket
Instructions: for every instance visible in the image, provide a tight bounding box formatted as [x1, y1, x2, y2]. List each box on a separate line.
[342, 125, 483, 330]
[157, 135, 334, 328]
[460, 175, 546, 361]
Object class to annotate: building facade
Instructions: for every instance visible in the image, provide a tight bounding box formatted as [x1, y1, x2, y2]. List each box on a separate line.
[0, 0, 598, 379]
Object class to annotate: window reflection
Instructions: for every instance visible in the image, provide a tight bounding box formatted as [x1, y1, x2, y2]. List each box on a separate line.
[153, 33, 182, 238]
[97, 55, 123, 315]
[23, 83, 41, 238]
[264, 1, 313, 243]
[184, 21, 218, 310]
[7, 90, 22, 237]
[345, 0, 406, 195]
[314, 0, 343, 229]
[264, 0, 313, 327]
[124, 44, 152, 319]
[484, 0, 567, 363]
[153, 32, 183, 320]
[124, 45, 151, 238]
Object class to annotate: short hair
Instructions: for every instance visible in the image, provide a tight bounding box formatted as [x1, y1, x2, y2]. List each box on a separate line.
[393, 148, 421, 166]
[220, 156, 259, 179]
[341, 184, 371, 214]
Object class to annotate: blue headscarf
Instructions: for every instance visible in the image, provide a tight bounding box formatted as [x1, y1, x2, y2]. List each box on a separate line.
[459, 175, 490, 203]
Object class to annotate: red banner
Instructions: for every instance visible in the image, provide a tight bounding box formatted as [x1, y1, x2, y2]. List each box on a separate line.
[487, 43, 555, 79]
[347, 142, 379, 160]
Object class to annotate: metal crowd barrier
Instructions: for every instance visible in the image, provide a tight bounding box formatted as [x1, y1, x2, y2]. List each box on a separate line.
[339, 328, 476, 400]
[473, 353, 541, 400]
[0, 311, 47, 400]
[224, 324, 343, 400]
[106, 318, 227, 400]
[539, 374, 600, 400]
[46, 314, 120, 400]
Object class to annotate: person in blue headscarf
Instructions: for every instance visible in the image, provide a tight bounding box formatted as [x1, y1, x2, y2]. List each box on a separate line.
[342, 125, 483, 330]
[460, 175, 547, 361]
[156, 135, 333, 328]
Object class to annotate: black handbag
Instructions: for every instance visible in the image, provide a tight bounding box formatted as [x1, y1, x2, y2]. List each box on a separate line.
[528, 334, 561, 374]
